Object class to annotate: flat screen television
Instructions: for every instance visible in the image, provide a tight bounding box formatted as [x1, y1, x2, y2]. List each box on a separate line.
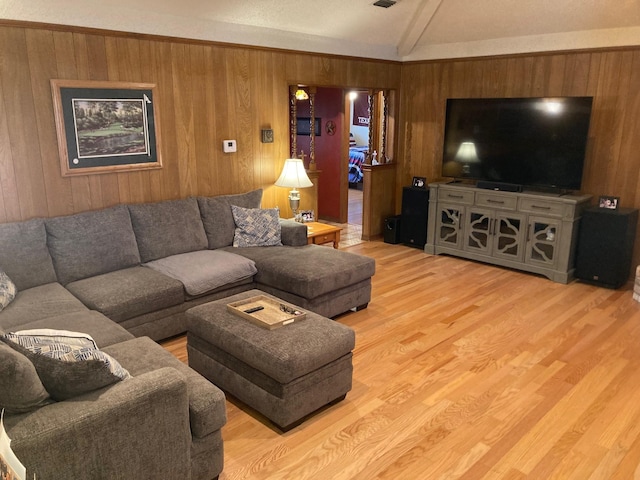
[441, 97, 593, 191]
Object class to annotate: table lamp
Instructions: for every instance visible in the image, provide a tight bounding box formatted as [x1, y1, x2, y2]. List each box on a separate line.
[275, 158, 313, 221]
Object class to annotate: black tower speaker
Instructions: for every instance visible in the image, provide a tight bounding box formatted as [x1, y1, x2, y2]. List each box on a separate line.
[400, 186, 429, 248]
[575, 207, 638, 288]
[384, 215, 402, 244]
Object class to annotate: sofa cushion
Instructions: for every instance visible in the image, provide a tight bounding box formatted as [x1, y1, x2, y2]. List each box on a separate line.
[198, 189, 263, 249]
[223, 245, 376, 299]
[0, 218, 57, 290]
[65, 266, 185, 323]
[45, 206, 141, 285]
[0, 283, 88, 331]
[144, 250, 257, 296]
[0, 270, 16, 312]
[2, 330, 130, 401]
[102, 336, 227, 437]
[0, 340, 51, 413]
[128, 198, 208, 263]
[231, 206, 282, 247]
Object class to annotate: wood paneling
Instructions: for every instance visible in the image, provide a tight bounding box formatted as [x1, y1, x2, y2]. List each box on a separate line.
[5, 20, 640, 276]
[362, 162, 396, 240]
[0, 22, 400, 223]
[399, 49, 640, 276]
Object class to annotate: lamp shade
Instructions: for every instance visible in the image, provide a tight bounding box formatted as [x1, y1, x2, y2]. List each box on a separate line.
[295, 89, 309, 101]
[275, 159, 313, 188]
[454, 142, 480, 163]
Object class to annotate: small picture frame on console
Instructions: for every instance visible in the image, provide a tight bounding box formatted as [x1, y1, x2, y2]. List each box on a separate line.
[300, 210, 315, 222]
[598, 195, 619, 210]
[412, 176, 427, 189]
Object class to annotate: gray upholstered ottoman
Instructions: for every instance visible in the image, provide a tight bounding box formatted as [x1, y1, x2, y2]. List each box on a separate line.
[186, 290, 355, 431]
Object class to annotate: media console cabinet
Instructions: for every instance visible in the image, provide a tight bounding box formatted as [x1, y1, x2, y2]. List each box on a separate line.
[425, 182, 592, 283]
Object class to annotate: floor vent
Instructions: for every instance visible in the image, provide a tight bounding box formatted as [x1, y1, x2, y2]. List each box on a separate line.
[373, 0, 396, 8]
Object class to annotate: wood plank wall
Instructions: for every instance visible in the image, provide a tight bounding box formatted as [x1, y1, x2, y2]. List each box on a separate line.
[0, 21, 400, 223]
[398, 49, 640, 275]
[4, 20, 640, 277]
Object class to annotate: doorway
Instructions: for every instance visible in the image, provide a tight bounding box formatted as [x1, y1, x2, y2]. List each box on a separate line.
[289, 85, 395, 246]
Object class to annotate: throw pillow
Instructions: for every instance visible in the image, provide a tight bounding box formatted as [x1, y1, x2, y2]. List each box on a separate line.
[231, 206, 282, 247]
[2, 329, 131, 401]
[0, 340, 51, 414]
[0, 270, 16, 312]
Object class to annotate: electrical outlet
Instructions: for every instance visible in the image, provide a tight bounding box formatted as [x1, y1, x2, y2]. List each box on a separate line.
[223, 140, 237, 153]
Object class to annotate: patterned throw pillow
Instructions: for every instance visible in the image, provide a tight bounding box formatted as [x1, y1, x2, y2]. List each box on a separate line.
[0, 270, 16, 312]
[0, 340, 51, 413]
[231, 206, 282, 247]
[2, 329, 131, 401]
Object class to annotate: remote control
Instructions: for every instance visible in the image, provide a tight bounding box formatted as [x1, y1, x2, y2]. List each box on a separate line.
[244, 306, 264, 314]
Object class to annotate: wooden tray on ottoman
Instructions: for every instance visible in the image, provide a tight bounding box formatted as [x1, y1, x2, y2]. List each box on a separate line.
[226, 295, 306, 330]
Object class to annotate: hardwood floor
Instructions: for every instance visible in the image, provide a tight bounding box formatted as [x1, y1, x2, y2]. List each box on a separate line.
[323, 188, 364, 248]
[161, 241, 640, 479]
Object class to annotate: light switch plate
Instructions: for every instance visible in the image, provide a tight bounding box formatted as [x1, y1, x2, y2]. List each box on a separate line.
[261, 129, 274, 143]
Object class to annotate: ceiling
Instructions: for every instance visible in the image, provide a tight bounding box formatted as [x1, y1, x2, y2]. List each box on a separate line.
[2, 0, 640, 61]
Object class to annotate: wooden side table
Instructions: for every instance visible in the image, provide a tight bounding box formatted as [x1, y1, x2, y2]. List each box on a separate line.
[306, 222, 341, 249]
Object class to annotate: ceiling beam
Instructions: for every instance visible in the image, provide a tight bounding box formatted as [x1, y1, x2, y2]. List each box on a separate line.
[397, 0, 444, 57]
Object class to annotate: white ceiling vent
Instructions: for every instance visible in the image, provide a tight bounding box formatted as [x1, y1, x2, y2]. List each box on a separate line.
[373, 0, 396, 8]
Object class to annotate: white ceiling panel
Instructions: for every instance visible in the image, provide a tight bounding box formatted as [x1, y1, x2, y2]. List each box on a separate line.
[1, 0, 640, 61]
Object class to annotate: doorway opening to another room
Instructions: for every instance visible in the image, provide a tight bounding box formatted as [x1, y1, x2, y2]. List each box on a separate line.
[289, 85, 395, 247]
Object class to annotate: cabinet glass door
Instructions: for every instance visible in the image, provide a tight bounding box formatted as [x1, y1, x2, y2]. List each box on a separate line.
[493, 213, 525, 261]
[436, 204, 464, 249]
[465, 208, 491, 254]
[526, 217, 560, 267]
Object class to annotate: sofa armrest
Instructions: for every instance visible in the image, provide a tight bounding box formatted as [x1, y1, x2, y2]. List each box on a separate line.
[7, 367, 192, 479]
[280, 219, 308, 246]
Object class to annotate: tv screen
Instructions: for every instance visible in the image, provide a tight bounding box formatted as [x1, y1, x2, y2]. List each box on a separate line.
[442, 97, 593, 191]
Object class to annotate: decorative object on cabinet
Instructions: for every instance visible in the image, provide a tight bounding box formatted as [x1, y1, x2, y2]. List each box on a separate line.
[50, 79, 162, 177]
[300, 210, 315, 222]
[598, 195, 619, 210]
[425, 182, 591, 283]
[412, 176, 426, 189]
[275, 158, 314, 222]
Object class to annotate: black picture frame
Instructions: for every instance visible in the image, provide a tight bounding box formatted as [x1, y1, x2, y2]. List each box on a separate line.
[51, 79, 162, 177]
[296, 117, 321, 136]
[598, 195, 619, 210]
[412, 176, 427, 189]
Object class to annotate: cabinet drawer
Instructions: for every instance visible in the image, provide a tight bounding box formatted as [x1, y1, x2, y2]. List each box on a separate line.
[475, 192, 517, 210]
[519, 197, 564, 217]
[438, 188, 474, 205]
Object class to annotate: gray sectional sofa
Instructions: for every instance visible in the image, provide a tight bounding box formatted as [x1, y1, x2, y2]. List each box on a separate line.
[0, 189, 375, 480]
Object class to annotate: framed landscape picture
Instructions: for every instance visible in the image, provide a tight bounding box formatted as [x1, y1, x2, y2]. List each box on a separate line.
[51, 79, 163, 176]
